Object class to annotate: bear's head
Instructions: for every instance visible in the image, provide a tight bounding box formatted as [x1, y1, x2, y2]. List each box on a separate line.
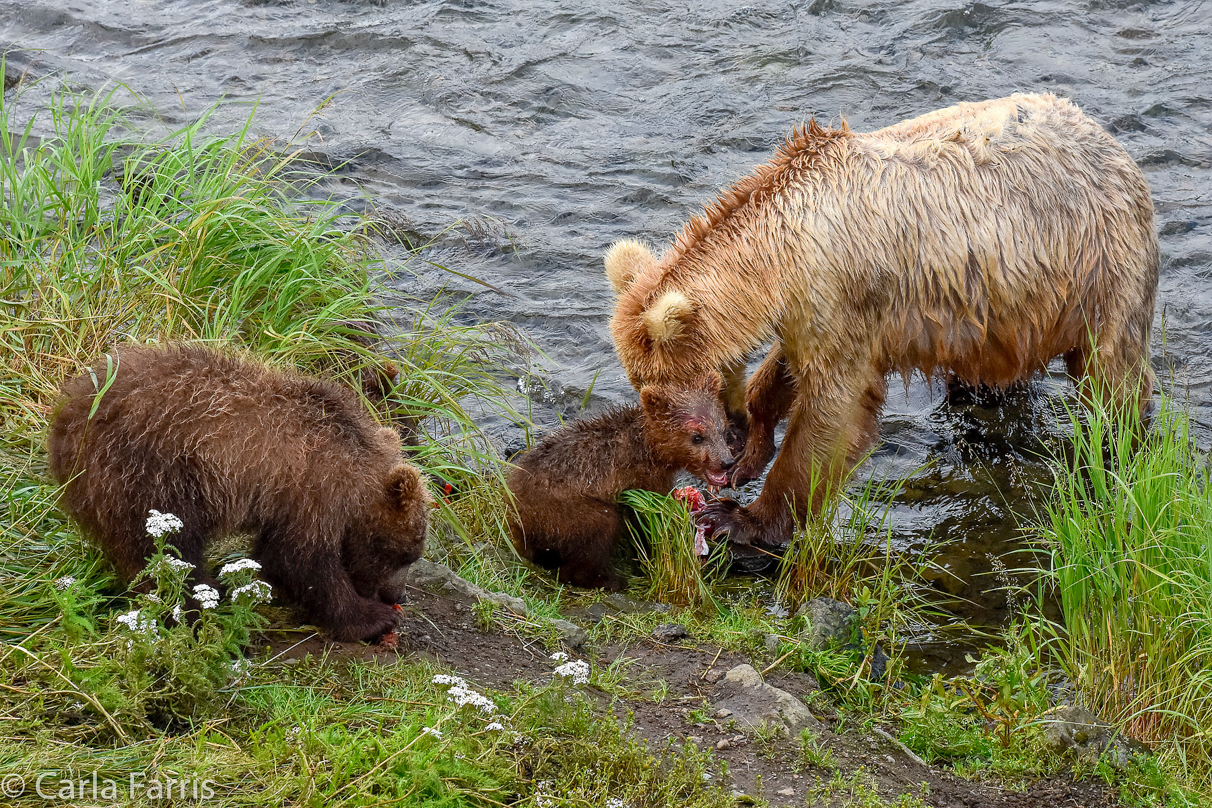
[606, 239, 713, 390]
[345, 462, 432, 605]
[640, 371, 735, 487]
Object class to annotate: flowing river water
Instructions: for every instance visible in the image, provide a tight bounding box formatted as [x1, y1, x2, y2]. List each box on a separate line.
[4, 0, 1210, 669]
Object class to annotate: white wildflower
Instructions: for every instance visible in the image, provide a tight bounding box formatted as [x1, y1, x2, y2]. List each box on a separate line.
[54, 575, 76, 591]
[192, 584, 220, 609]
[484, 721, 505, 731]
[447, 685, 497, 714]
[219, 558, 263, 577]
[115, 609, 158, 635]
[228, 658, 251, 681]
[146, 593, 161, 603]
[145, 509, 183, 538]
[549, 651, 569, 663]
[171, 604, 183, 622]
[431, 674, 469, 688]
[230, 580, 273, 604]
[164, 557, 195, 572]
[553, 660, 590, 685]
[285, 726, 301, 741]
[421, 726, 443, 739]
[607, 799, 627, 808]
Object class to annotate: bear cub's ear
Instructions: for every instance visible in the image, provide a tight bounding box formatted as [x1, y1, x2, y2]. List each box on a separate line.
[696, 371, 723, 399]
[386, 464, 426, 508]
[604, 239, 657, 295]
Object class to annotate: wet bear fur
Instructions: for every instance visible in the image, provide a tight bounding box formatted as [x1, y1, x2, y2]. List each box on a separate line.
[508, 374, 734, 590]
[607, 93, 1158, 551]
[48, 343, 431, 642]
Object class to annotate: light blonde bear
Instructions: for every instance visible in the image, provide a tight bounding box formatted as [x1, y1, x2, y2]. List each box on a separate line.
[607, 93, 1158, 549]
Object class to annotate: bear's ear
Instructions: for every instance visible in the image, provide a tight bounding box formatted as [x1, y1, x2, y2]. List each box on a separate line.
[696, 370, 723, 399]
[386, 463, 424, 508]
[604, 239, 657, 295]
[642, 289, 695, 345]
[639, 384, 670, 419]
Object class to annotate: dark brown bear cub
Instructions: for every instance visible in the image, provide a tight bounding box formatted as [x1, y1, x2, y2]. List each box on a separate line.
[508, 372, 734, 590]
[48, 344, 431, 643]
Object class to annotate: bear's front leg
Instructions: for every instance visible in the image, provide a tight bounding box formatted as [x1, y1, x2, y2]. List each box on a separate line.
[701, 374, 882, 551]
[730, 346, 797, 487]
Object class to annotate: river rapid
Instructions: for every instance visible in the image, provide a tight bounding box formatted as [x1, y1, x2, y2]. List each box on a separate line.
[4, 0, 1210, 667]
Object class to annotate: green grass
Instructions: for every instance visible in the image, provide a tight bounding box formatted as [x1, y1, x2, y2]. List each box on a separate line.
[1038, 393, 1212, 797]
[620, 488, 725, 610]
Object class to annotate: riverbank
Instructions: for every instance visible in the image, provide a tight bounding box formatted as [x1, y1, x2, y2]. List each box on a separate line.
[1, 86, 1207, 807]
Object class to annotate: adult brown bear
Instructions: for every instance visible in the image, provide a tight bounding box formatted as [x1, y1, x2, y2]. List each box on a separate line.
[48, 344, 431, 642]
[606, 93, 1158, 551]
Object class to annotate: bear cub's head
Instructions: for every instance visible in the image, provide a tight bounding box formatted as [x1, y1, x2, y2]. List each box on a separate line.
[344, 460, 432, 606]
[640, 372, 735, 487]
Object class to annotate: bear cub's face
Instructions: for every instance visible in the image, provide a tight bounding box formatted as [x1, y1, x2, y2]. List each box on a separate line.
[640, 372, 735, 487]
[343, 463, 431, 605]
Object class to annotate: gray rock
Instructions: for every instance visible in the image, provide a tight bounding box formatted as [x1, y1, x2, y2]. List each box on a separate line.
[713, 664, 822, 735]
[1040, 705, 1132, 769]
[652, 623, 689, 643]
[407, 559, 529, 616]
[763, 633, 781, 653]
[550, 618, 588, 650]
[795, 597, 858, 650]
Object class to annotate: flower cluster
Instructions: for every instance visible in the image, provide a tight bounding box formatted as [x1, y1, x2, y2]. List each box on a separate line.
[54, 575, 76, 591]
[549, 651, 569, 663]
[421, 726, 443, 739]
[115, 609, 158, 635]
[553, 659, 591, 685]
[161, 557, 195, 572]
[220, 559, 262, 577]
[432, 674, 496, 715]
[192, 584, 220, 610]
[448, 684, 497, 714]
[145, 509, 183, 538]
[230, 580, 273, 605]
[484, 721, 505, 732]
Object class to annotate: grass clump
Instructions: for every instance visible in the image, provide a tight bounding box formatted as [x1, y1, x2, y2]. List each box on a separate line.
[1039, 393, 1212, 793]
[620, 488, 724, 609]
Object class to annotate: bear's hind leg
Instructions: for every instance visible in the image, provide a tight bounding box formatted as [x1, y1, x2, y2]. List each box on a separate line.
[554, 502, 625, 591]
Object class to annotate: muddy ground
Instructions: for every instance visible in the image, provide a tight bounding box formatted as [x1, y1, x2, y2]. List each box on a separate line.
[267, 580, 1117, 808]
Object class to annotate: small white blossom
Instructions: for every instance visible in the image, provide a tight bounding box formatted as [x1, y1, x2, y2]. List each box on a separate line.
[484, 721, 505, 731]
[230, 580, 273, 604]
[432, 674, 469, 688]
[549, 651, 569, 663]
[228, 658, 251, 681]
[164, 557, 195, 572]
[171, 604, 183, 622]
[115, 609, 158, 635]
[145, 509, 183, 538]
[553, 660, 590, 685]
[54, 576, 76, 591]
[447, 685, 497, 714]
[421, 726, 443, 739]
[606, 799, 627, 808]
[192, 584, 220, 609]
[219, 558, 263, 577]
[146, 593, 161, 603]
